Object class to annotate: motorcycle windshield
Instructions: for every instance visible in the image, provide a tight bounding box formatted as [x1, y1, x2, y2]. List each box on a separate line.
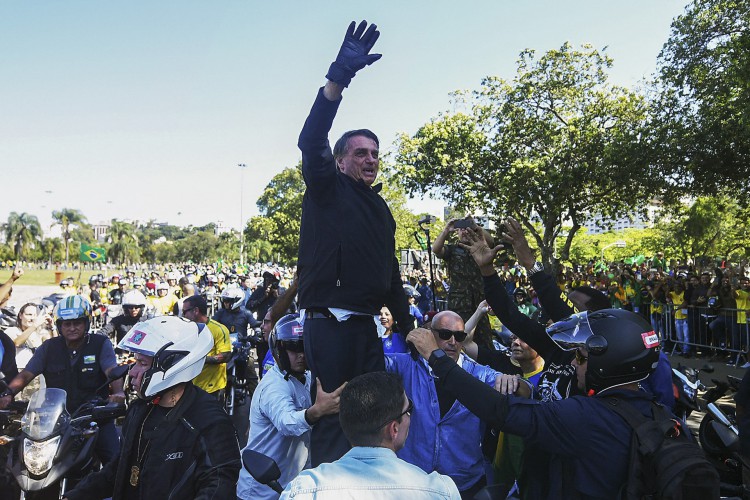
[21, 387, 69, 440]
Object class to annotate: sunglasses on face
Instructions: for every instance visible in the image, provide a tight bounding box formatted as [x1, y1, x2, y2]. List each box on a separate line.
[575, 349, 588, 365]
[431, 328, 467, 343]
[123, 305, 142, 311]
[281, 340, 305, 353]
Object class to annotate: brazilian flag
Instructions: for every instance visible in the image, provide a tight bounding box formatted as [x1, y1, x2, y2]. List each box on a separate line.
[80, 243, 107, 263]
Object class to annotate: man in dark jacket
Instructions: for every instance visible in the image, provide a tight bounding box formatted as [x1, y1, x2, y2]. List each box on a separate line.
[408, 306, 717, 499]
[63, 316, 240, 500]
[297, 20, 413, 465]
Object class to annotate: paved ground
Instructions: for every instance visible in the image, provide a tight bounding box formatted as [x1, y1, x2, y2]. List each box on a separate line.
[5, 285, 60, 311]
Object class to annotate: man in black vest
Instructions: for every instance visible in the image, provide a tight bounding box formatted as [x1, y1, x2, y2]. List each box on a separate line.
[0, 295, 124, 464]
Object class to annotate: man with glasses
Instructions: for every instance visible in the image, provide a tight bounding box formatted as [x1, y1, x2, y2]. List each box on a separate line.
[182, 295, 231, 397]
[297, 20, 415, 466]
[238, 315, 344, 500]
[282, 372, 461, 499]
[385, 310, 528, 499]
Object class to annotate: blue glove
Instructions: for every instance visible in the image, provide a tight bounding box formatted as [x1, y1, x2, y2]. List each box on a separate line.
[326, 20, 382, 87]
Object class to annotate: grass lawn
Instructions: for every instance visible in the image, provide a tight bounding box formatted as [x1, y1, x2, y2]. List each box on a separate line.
[0, 269, 125, 286]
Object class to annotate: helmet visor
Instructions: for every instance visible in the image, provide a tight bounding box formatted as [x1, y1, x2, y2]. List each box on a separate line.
[546, 311, 595, 351]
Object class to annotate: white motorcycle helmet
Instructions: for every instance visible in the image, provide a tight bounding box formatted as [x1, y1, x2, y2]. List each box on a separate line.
[118, 316, 214, 398]
[122, 290, 147, 308]
[220, 287, 245, 311]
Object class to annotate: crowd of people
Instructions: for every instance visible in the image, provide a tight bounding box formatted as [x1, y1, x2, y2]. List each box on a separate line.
[0, 18, 741, 500]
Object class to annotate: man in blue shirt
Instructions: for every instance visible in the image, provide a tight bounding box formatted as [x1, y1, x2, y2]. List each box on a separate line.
[237, 315, 344, 500]
[386, 310, 526, 499]
[282, 372, 460, 499]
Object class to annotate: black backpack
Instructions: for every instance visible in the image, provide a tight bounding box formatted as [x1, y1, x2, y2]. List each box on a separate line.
[602, 396, 720, 500]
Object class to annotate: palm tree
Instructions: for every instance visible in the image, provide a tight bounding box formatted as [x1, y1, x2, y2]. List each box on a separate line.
[52, 208, 87, 266]
[108, 219, 140, 265]
[3, 212, 43, 260]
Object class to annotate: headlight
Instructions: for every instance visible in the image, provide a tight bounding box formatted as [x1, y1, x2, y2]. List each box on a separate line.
[24, 436, 60, 476]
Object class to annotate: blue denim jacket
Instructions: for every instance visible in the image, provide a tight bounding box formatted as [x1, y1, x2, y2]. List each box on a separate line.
[281, 446, 460, 499]
[385, 353, 499, 491]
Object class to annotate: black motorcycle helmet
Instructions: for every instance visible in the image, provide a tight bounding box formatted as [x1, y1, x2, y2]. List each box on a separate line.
[269, 314, 305, 379]
[547, 309, 659, 394]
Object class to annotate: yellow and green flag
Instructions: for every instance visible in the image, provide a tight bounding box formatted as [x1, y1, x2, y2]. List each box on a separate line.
[80, 243, 107, 263]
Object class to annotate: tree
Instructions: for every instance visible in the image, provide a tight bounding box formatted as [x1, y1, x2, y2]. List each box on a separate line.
[654, 0, 750, 198]
[3, 212, 42, 260]
[395, 43, 659, 271]
[108, 219, 140, 265]
[51, 208, 88, 266]
[650, 196, 750, 264]
[246, 164, 305, 263]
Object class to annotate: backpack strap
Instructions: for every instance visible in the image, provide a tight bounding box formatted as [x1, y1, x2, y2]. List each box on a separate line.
[601, 396, 684, 454]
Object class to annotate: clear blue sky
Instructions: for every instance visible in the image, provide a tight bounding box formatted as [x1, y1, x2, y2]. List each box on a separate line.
[1, 0, 689, 235]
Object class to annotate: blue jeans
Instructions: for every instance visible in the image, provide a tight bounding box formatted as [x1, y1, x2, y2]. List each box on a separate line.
[675, 318, 689, 353]
[651, 313, 663, 340]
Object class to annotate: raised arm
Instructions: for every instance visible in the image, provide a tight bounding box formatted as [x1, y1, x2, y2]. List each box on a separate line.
[0, 267, 23, 306]
[298, 21, 382, 196]
[432, 219, 456, 258]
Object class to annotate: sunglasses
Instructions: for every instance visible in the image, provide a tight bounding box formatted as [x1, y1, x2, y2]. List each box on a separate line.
[377, 397, 414, 429]
[123, 305, 142, 310]
[431, 327, 467, 343]
[574, 349, 588, 365]
[280, 340, 305, 353]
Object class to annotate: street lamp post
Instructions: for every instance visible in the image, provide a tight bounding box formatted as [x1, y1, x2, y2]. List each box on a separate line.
[238, 163, 247, 266]
[601, 240, 627, 261]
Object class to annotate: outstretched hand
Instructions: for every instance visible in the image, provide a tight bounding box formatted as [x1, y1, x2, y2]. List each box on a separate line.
[458, 227, 502, 274]
[326, 20, 382, 88]
[503, 217, 535, 269]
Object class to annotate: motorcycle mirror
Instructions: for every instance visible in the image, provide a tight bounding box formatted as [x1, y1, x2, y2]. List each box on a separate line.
[702, 364, 715, 373]
[242, 449, 283, 494]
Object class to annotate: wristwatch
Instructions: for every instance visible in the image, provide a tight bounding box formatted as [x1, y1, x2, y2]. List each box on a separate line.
[527, 262, 544, 277]
[428, 349, 448, 365]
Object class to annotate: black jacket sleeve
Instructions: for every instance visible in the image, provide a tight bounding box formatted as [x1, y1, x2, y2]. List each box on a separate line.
[431, 354, 510, 428]
[483, 273, 559, 361]
[530, 271, 577, 321]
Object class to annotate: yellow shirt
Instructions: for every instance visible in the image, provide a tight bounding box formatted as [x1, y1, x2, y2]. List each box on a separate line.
[148, 294, 177, 316]
[735, 290, 750, 324]
[193, 319, 231, 394]
[669, 291, 687, 320]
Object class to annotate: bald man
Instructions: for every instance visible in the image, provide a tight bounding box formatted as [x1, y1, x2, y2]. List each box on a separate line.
[384, 310, 527, 499]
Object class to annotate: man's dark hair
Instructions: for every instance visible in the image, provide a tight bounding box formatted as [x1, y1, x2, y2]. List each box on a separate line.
[339, 372, 405, 447]
[571, 286, 610, 312]
[333, 129, 379, 161]
[183, 295, 208, 315]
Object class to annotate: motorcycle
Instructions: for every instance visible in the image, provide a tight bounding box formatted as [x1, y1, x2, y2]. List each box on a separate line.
[672, 363, 709, 422]
[1, 365, 129, 499]
[223, 329, 261, 416]
[698, 374, 746, 497]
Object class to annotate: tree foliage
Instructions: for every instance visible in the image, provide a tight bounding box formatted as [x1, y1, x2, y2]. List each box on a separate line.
[654, 0, 750, 197]
[51, 208, 89, 266]
[108, 219, 140, 265]
[3, 212, 42, 260]
[395, 43, 659, 271]
[246, 164, 305, 264]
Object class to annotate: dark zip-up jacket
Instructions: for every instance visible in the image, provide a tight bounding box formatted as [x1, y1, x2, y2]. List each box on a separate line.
[65, 383, 240, 500]
[297, 88, 411, 331]
[430, 353, 656, 499]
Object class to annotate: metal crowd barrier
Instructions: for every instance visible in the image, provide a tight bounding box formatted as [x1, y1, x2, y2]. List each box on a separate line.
[647, 301, 749, 363]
